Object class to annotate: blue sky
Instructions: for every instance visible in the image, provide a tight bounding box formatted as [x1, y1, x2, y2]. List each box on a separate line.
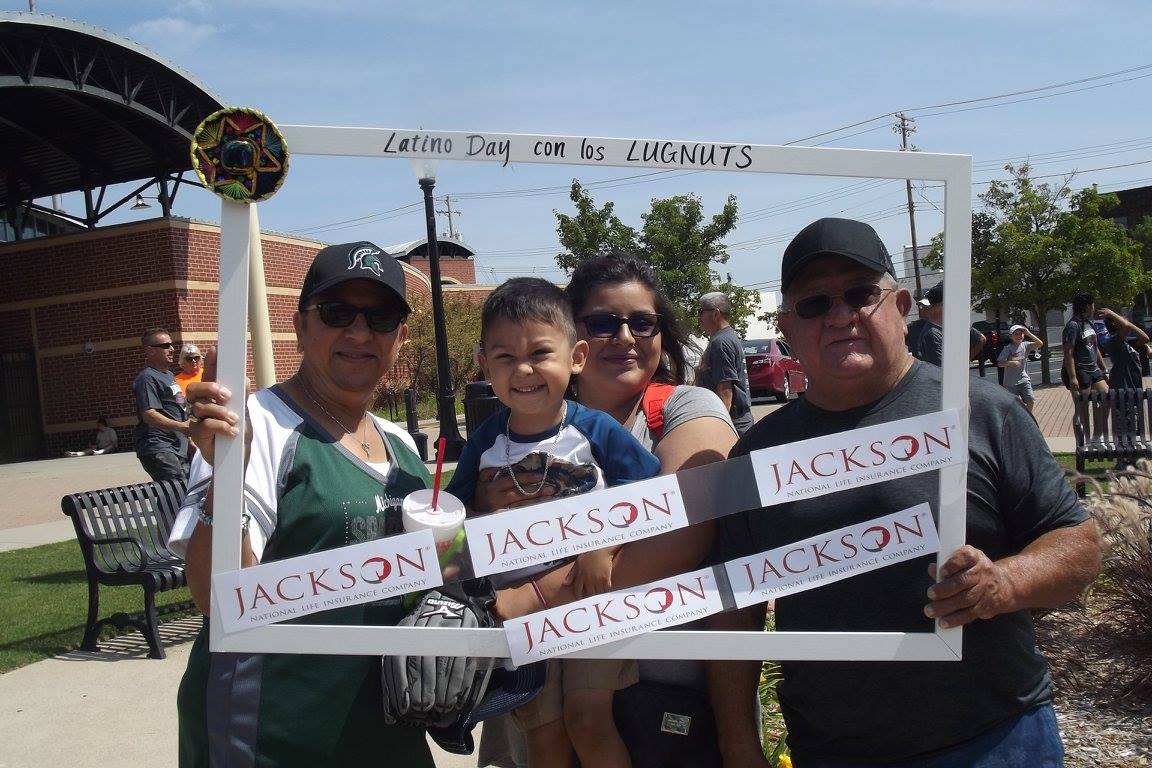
[19, 0, 1152, 295]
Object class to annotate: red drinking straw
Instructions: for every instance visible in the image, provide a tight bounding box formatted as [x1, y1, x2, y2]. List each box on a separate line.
[430, 436, 448, 512]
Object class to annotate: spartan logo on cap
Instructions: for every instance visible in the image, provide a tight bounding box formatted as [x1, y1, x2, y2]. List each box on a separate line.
[348, 245, 385, 277]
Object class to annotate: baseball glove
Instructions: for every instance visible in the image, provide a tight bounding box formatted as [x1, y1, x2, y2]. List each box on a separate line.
[382, 578, 497, 728]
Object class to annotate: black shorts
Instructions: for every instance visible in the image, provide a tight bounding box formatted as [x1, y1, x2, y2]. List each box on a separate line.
[1060, 366, 1105, 390]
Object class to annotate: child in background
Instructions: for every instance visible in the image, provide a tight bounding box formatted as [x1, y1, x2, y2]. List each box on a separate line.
[447, 277, 661, 768]
[997, 324, 1045, 414]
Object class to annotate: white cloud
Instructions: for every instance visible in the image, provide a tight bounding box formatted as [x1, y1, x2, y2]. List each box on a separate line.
[127, 17, 217, 54]
[173, 0, 212, 15]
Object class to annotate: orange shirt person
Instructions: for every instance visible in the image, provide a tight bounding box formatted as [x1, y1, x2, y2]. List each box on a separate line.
[175, 343, 203, 395]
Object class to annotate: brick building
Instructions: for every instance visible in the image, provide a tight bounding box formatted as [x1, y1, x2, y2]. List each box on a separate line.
[0, 217, 447, 460]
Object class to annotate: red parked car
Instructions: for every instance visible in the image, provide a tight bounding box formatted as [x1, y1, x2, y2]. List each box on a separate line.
[743, 338, 807, 402]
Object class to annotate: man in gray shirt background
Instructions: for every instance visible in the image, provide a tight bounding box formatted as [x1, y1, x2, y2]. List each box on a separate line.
[132, 327, 190, 481]
[696, 291, 754, 435]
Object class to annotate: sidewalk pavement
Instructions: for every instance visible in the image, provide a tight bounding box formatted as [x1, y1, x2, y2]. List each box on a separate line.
[0, 384, 1088, 767]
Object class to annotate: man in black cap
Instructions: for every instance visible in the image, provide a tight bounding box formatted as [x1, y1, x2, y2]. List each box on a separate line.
[707, 218, 1099, 767]
[905, 280, 986, 373]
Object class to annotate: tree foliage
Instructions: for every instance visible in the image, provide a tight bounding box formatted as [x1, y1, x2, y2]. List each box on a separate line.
[554, 180, 756, 331]
[926, 163, 1147, 383]
[393, 293, 483, 397]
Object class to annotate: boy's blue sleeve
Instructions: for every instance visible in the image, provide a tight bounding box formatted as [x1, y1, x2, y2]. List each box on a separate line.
[445, 410, 506, 508]
[573, 405, 661, 486]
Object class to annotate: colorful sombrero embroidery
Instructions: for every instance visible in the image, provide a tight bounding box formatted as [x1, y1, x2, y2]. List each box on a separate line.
[191, 107, 288, 203]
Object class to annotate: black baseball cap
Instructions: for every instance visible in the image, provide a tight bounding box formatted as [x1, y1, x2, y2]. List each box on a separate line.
[923, 281, 944, 306]
[780, 218, 895, 293]
[298, 241, 410, 313]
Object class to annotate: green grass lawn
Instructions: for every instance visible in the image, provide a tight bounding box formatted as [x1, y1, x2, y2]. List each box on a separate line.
[0, 540, 195, 673]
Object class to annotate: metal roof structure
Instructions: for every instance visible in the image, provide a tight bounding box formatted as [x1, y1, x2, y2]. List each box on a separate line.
[385, 235, 475, 260]
[0, 13, 224, 233]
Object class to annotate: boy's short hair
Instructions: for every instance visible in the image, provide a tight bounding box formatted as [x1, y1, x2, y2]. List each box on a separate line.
[481, 277, 576, 344]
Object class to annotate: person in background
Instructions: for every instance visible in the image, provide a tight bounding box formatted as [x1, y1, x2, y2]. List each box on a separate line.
[1102, 309, 1148, 389]
[1062, 293, 1109, 444]
[906, 280, 986, 370]
[132, 327, 190, 481]
[997, 324, 1045, 414]
[1103, 310, 1149, 450]
[695, 291, 754, 435]
[174, 343, 203, 396]
[64, 416, 118, 456]
[708, 217, 1100, 768]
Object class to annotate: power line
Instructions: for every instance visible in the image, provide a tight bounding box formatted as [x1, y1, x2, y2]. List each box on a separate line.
[786, 62, 1152, 145]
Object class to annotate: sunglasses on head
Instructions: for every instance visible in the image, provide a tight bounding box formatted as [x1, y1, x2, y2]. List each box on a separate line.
[578, 313, 661, 339]
[149, 342, 175, 349]
[788, 284, 896, 320]
[304, 301, 404, 333]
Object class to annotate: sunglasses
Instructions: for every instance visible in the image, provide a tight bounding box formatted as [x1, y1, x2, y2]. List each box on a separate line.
[304, 301, 404, 333]
[148, 342, 175, 349]
[788, 285, 896, 320]
[578, 313, 661, 339]
[183, 355, 202, 362]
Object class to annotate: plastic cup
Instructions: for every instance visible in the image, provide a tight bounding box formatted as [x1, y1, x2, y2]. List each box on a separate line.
[401, 488, 465, 555]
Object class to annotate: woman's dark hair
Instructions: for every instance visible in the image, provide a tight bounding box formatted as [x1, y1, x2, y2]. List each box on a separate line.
[1072, 293, 1095, 316]
[565, 251, 690, 385]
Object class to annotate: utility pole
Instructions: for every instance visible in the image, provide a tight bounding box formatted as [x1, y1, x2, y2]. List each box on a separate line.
[894, 113, 922, 299]
[436, 195, 461, 240]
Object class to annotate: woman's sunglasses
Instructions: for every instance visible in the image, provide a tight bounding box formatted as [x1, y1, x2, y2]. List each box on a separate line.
[182, 355, 202, 362]
[788, 285, 896, 320]
[578, 313, 661, 339]
[304, 301, 404, 333]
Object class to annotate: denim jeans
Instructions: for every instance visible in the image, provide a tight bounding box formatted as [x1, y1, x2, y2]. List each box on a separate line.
[794, 703, 1064, 768]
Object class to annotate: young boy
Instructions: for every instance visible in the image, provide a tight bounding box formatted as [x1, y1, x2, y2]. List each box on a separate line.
[448, 277, 660, 768]
[997, 324, 1044, 414]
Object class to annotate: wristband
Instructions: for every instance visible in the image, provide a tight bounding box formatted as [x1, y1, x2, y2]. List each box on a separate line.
[529, 578, 548, 610]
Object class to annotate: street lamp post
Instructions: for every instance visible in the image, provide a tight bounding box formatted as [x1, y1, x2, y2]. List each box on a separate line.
[413, 161, 465, 460]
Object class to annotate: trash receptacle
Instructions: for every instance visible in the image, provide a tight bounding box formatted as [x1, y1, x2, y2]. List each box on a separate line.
[464, 381, 506, 436]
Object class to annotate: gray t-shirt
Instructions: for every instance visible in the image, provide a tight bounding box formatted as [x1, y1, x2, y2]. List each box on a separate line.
[697, 327, 752, 432]
[132, 366, 188, 457]
[631, 384, 736, 689]
[997, 339, 1034, 389]
[1063, 316, 1100, 378]
[629, 384, 734, 450]
[716, 361, 1087, 761]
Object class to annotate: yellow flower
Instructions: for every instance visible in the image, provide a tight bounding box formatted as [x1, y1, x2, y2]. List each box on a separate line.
[777, 756, 793, 768]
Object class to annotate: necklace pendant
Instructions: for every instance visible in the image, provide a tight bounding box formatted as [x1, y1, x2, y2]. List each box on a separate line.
[360, 442, 371, 457]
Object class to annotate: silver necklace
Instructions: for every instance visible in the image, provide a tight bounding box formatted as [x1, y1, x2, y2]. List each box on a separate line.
[504, 401, 566, 496]
[299, 380, 372, 457]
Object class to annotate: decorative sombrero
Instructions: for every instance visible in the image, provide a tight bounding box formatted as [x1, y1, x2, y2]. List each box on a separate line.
[191, 107, 288, 203]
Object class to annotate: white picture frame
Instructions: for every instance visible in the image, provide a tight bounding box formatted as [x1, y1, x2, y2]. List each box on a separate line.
[208, 126, 972, 661]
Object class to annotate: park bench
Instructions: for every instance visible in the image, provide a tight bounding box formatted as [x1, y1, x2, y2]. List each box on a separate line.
[60, 478, 194, 659]
[1072, 388, 1152, 495]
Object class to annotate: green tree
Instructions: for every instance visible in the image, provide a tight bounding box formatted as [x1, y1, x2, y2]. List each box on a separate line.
[926, 164, 1146, 384]
[555, 180, 745, 328]
[711, 280, 761, 339]
[395, 293, 483, 397]
[554, 180, 638, 270]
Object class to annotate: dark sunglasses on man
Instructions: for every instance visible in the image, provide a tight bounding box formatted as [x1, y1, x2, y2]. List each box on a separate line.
[304, 301, 405, 333]
[149, 341, 176, 349]
[786, 284, 897, 320]
[578, 313, 661, 339]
